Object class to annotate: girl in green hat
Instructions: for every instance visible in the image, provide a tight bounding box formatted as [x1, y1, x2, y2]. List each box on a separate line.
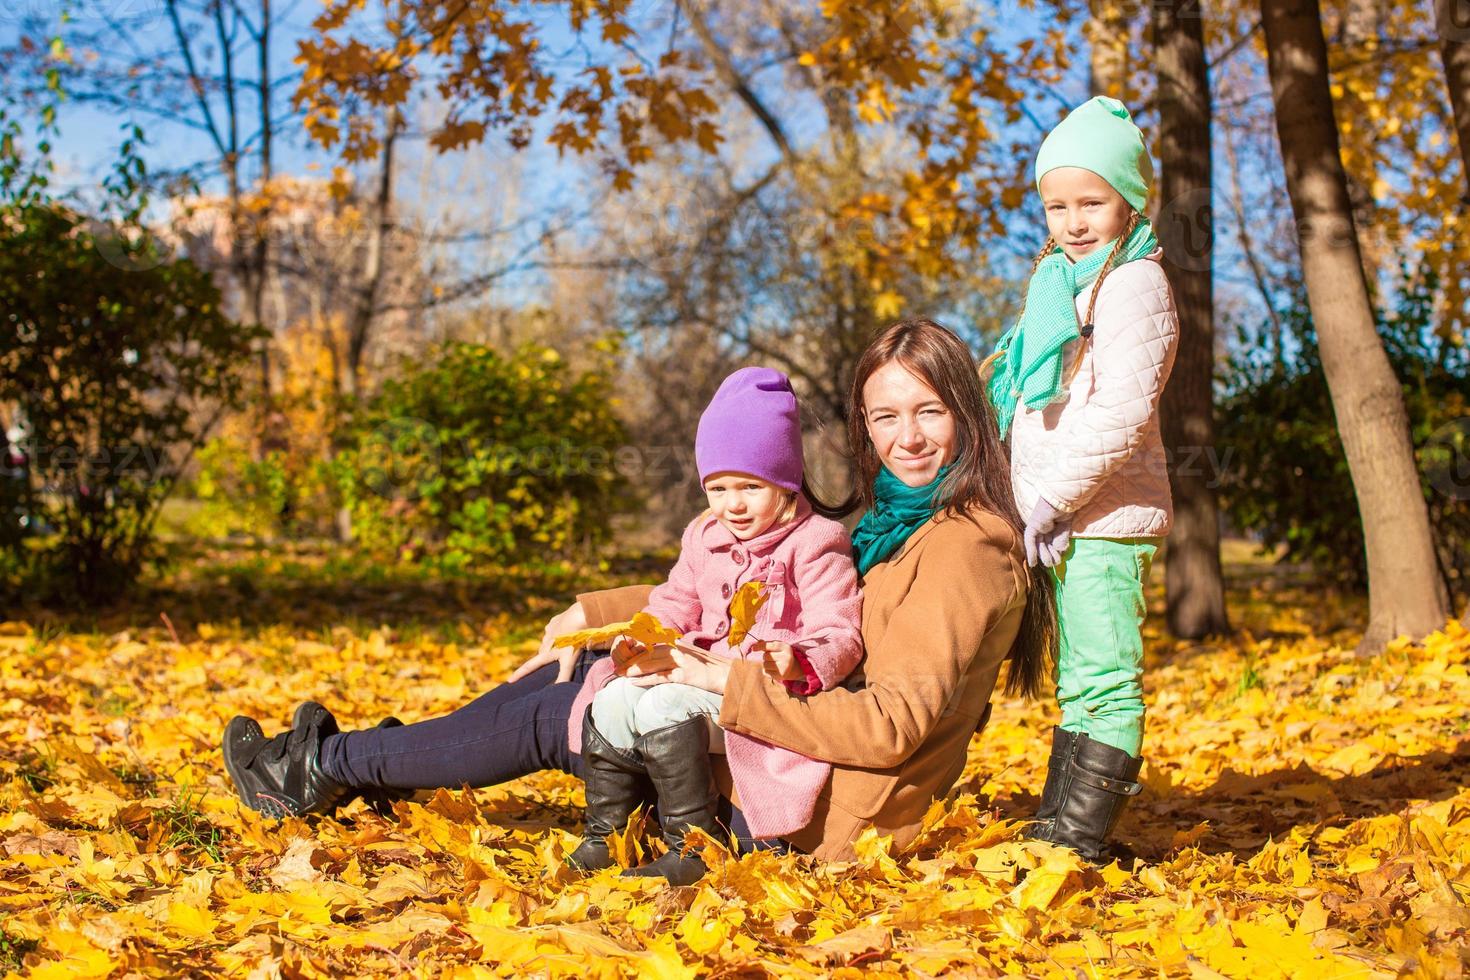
[982, 96, 1179, 863]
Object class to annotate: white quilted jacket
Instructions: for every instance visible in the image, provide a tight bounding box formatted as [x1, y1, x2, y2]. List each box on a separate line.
[1008, 249, 1179, 539]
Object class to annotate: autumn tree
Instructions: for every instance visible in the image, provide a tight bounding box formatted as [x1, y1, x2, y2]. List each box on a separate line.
[1261, 0, 1451, 650]
[1, 3, 433, 444]
[292, 0, 1071, 310]
[1435, 0, 1470, 200]
[1153, 0, 1230, 638]
[1314, 0, 1470, 337]
[1085, 0, 1136, 98]
[287, 0, 1076, 518]
[169, 172, 418, 392]
[152, 0, 282, 410]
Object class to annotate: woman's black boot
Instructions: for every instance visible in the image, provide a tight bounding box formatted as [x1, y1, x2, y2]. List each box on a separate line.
[222, 701, 351, 819]
[1027, 726, 1079, 840]
[622, 717, 722, 886]
[1038, 732, 1143, 863]
[567, 709, 654, 872]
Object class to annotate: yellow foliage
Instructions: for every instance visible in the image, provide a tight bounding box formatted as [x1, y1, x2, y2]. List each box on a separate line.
[2, 568, 1469, 975]
[872, 290, 905, 320]
[291, 1, 1067, 300]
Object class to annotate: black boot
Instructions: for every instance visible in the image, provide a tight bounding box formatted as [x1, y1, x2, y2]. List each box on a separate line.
[622, 717, 722, 886]
[222, 701, 351, 819]
[567, 710, 654, 872]
[1038, 732, 1143, 864]
[1027, 727, 1079, 840]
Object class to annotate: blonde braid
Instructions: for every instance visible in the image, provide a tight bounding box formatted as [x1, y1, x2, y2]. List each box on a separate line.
[978, 235, 1057, 382]
[1062, 211, 1141, 388]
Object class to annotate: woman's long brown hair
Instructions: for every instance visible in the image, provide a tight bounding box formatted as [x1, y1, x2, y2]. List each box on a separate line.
[810, 318, 1058, 700]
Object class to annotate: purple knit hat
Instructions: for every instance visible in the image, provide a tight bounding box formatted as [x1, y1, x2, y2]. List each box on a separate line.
[695, 367, 804, 492]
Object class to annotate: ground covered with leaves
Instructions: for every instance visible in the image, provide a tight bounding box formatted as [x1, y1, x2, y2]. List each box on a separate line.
[2, 547, 1467, 977]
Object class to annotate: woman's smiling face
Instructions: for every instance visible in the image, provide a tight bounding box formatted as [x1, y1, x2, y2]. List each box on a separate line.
[862, 361, 956, 487]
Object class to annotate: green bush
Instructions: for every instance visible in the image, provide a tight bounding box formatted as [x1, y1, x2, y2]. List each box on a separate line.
[1218, 264, 1469, 598]
[333, 340, 632, 571]
[186, 439, 295, 540]
[0, 203, 261, 603]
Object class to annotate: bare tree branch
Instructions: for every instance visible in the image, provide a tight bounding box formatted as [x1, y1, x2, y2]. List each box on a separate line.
[1207, 18, 1262, 71]
[164, 0, 228, 159]
[678, 0, 794, 160]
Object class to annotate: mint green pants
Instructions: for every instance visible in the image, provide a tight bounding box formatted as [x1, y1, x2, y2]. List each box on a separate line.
[1050, 536, 1161, 759]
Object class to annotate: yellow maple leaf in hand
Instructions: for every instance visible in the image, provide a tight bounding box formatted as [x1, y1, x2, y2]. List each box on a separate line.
[624, 612, 681, 648]
[728, 580, 768, 647]
[551, 611, 681, 651]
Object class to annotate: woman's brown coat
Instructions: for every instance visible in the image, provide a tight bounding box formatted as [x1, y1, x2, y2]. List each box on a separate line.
[576, 506, 1027, 861]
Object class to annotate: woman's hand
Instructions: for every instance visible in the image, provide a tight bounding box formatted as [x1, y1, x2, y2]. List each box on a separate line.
[754, 640, 804, 681]
[507, 601, 588, 684]
[626, 647, 732, 695]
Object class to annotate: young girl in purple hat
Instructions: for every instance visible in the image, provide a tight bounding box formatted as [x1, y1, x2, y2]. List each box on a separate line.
[564, 366, 863, 885]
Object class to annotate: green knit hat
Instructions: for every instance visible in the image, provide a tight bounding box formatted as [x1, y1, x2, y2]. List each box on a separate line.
[1034, 96, 1153, 213]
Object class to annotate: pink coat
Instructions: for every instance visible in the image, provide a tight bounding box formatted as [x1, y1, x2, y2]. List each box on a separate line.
[567, 496, 864, 838]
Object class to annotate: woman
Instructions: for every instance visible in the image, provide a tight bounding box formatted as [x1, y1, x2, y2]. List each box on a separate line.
[222, 319, 1058, 862]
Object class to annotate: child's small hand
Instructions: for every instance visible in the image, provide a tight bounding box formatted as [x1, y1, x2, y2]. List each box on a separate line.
[755, 640, 804, 681]
[610, 636, 646, 671]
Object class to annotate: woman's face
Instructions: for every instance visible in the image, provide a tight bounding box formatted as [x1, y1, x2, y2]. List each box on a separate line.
[862, 361, 956, 487]
[1038, 166, 1133, 262]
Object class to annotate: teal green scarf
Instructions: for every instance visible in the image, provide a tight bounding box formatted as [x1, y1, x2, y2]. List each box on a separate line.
[986, 219, 1158, 437]
[850, 463, 955, 576]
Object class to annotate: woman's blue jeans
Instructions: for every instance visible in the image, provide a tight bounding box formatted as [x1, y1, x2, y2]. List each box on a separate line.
[317, 648, 786, 852]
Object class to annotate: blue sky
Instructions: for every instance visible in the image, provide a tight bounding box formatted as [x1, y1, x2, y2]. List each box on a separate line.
[0, 0, 1308, 337]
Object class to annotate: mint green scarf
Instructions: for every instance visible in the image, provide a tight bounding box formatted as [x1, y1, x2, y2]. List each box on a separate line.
[850, 463, 955, 576]
[987, 219, 1159, 437]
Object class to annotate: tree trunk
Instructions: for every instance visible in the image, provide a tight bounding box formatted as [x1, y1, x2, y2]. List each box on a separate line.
[1435, 0, 1470, 201]
[334, 113, 401, 542]
[1086, 0, 1132, 98]
[343, 115, 401, 401]
[1153, 0, 1230, 639]
[250, 0, 275, 415]
[1261, 0, 1451, 652]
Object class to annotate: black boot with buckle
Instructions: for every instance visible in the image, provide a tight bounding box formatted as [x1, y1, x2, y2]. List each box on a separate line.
[621, 717, 723, 886]
[1027, 726, 1079, 841]
[567, 709, 654, 872]
[1036, 731, 1143, 864]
